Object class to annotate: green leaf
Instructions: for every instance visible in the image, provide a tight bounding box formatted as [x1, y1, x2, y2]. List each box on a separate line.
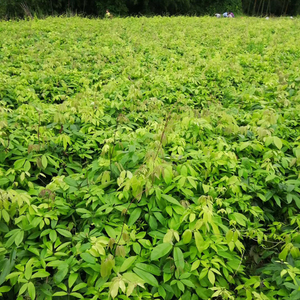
[163, 168, 173, 184]
[18, 283, 28, 296]
[110, 281, 119, 299]
[120, 256, 137, 272]
[123, 272, 145, 285]
[0, 259, 14, 286]
[173, 247, 184, 270]
[1, 210, 10, 223]
[177, 280, 185, 292]
[273, 137, 282, 150]
[133, 267, 158, 287]
[191, 260, 200, 271]
[208, 270, 215, 285]
[199, 268, 208, 280]
[31, 270, 50, 278]
[42, 155, 48, 169]
[158, 286, 166, 298]
[266, 174, 276, 182]
[265, 136, 273, 147]
[287, 194, 293, 204]
[4, 272, 21, 281]
[202, 184, 210, 193]
[5, 233, 18, 248]
[226, 230, 233, 244]
[28, 282, 36, 300]
[273, 195, 281, 207]
[128, 208, 142, 226]
[80, 253, 96, 264]
[133, 242, 141, 254]
[53, 291, 68, 296]
[0, 286, 11, 293]
[57, 228, 72, 238]
[194, 231, 204, 253]
[231, 213, 247, 227]
[14, 158, 26, 170]
[56, 242, 71, 252]
[105, 226, 116, 238]
[25, 265, 32, 280]
[57, 283, 67, 291]
[72, 283, 87, 292]
[50, 230, 57, 242]
[182, 229, 192, 244]
[181, 279, 195, 288]
[76, 208, 91, 215]
[54, 266, 68, 284]
[15, 230, 24, 246]
[68, 273, 78, 288]
[279, 247, 288, 261]
[150, 243, 173, 261]
[149, 215, 158, 230]
[293, 194, 300, 209]
[135, 263, 161, 276]
[24, 160, 31, 172]
[64, 177, 78, 187]
[0, 178, 9, 186]
[70, 292, 84, 299]
[161, 194, 181, 206]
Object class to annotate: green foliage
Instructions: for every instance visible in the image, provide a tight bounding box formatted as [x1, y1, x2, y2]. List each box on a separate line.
[0, 16, 300, 299]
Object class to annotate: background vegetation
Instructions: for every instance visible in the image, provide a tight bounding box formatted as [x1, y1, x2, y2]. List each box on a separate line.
[1, 16, 300, 300]
[0, 0, 299, 19]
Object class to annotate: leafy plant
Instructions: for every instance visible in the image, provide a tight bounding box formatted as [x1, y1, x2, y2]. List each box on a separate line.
[0, 16, 300, 300]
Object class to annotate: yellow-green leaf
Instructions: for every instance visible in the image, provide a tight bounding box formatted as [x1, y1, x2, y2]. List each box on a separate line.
[273, 137, 282, 150]
[119, 256, 137, 273]
[208, 270, 215, 285]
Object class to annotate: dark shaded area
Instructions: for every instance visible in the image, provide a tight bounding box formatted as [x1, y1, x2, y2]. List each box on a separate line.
[0, 0, 299, 19]
[242, 0, 300, 16]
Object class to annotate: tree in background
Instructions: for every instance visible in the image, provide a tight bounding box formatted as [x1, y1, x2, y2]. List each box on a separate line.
[0, 0, 243, 18]
[242, 0, 300, 16]
[0, 0, 299, 20]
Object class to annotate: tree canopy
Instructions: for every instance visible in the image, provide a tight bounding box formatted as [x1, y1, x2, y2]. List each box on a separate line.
[0, 0, 299, 18]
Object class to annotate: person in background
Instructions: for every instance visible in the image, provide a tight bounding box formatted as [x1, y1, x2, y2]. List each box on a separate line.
[223, 12, 228, 17]
[105, 9, 112, 18]
[228, 12, 235, 18]
[215, 13, 221, 18]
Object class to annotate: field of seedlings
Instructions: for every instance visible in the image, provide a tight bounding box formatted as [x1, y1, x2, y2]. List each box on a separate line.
[0, 16, 300, 300]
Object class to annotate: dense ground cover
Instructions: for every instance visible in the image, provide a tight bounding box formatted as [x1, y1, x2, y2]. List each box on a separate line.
[0, 16, 300, 300]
